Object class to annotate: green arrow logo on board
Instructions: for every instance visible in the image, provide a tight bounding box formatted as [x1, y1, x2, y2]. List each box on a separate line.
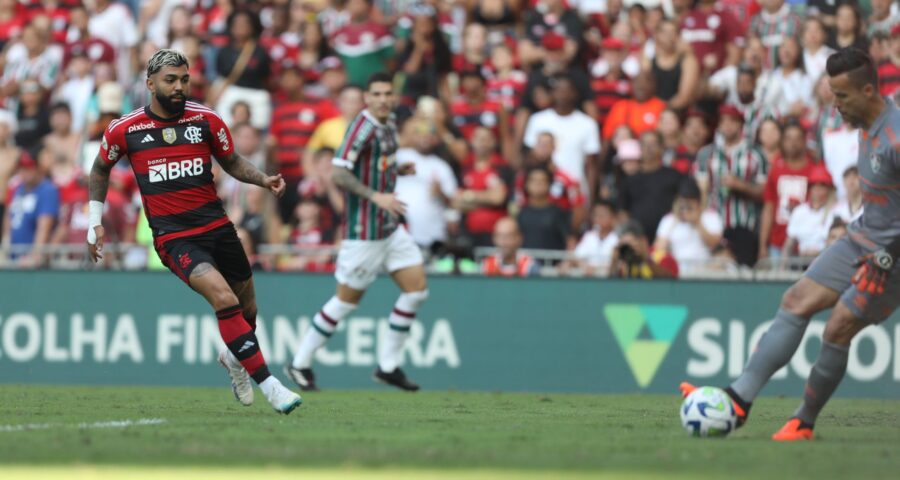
[603, 304, 688, 388]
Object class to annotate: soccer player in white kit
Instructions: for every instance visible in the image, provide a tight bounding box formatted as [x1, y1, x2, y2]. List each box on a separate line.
[286, 72, 427, 391]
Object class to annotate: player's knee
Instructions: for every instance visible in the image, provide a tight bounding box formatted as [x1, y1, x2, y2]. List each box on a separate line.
[781, 284, 814, 317]
[212, 289, 240, 310]
[399, 289, 429, 311]
[823, 307, 864, 345]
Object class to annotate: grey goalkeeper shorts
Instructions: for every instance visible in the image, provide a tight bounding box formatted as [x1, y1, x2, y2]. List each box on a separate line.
[805, 235, 900, 324]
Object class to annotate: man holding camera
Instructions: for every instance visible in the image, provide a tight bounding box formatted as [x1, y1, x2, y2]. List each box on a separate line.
[609, 220, 679, 279]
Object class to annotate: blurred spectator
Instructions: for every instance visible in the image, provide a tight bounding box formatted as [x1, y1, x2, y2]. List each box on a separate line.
[3, 22, 62, 99]
[454, 126, 508, 248]
[305, 85, 366, 167]
[828, 3, 868, 52]
[590, 37, 633, 128]
[452, 69, 511, 161]
[520, 31, 596, 119]
[756, 36, 813, 118]
[642, 19, 699, 111]
[331, 0, 395, 87]
[213, 9, 272, 130]
[759, 119, 815, 261]
[609, 219, 678, 279]
[878, 24, 900, 98]
[524, 74, 600, 193]
[784, 165, 837, 259]
[803, 17, 835, 84]
[569, 200, 619, 276]
[517, 166, 572, 251]
[657, 109, 688, 173]
[298, 147, 344, 240]
[516, 132, 587, 229]
[42, 102, 80, 171]
[482, 216, 540, 277]
[755, 116, 783, 164]
[64, 5, 116, 67]
[3, 151, 58, 266]
[468, 0, 519, 35]
[826, 217, 848, 247]
[140, 0, 187, 49]
[88, 0, 139, 86]
[279, 198, 334, 272]
[602, 71, 665, 141]
[618, 130, 682, 243]
[867, 0, 899, 37]
[751, 0, 802, 68]
[416, 96, 468, 168]
[0, 0, 26, 51]
[694, 104, 767, 266]
[398, 5, 452, 110]
[15, 80, 50, 153]
[520, 0, 583, 67]
[807, 0, 839, 31]
[486, 43, 527, 112]
[395, 118, 459, 251]
[665, 109, 711, 176]
[679, 0, 744, 75]
[453, 22, 490, 75]
[654, 177, 724, 274]
[834, 166, 863, 223]
[268, 61, 338, 221]
[55, 49, 94, 135]
[0, 110, 17, 242]
[706, 37, 766, 108]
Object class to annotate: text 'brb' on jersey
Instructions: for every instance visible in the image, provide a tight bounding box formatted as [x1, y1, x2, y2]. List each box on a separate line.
[99, 102, 233, 243]
[333, 110, 399, 241]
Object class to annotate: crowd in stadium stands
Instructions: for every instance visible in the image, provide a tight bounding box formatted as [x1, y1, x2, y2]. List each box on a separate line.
[0, 0, 895, 278]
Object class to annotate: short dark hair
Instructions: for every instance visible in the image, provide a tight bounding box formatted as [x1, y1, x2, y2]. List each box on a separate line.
[781, 116, 806, 136]
[826, 48, 879, 90]
[594, 199, 617, 214]
[526, 165, 553, 183]
[227, 10, 263, 40]
[843, 165, 859, 177]
[49, 102, 70, 114]
[677, 177, 702, 201]
[366, 72, 394, 90]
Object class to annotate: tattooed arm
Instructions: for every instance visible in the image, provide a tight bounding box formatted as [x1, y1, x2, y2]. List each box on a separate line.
[332, 167, 406, 217]
[217, 152, 286, 197]
[86, 155, 114, 262]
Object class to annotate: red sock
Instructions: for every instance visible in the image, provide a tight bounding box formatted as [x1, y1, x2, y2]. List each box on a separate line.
[216, 305, 270, 384]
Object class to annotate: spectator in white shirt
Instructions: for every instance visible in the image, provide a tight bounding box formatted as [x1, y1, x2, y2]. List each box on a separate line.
[785, 166, 837, 258]
[654, 177, 724, 273]
[569, 200, 619, 276]
[395, 118, 459, 251]
[802, 17, 835, 83]
[756, 36, 814, 118]
[834, 166, 863, 222]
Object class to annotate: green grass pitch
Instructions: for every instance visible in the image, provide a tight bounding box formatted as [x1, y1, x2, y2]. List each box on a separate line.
[0, 385, 898, 479]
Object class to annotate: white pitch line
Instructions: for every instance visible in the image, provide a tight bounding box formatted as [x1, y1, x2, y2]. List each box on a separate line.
[0, 418, 166, 432]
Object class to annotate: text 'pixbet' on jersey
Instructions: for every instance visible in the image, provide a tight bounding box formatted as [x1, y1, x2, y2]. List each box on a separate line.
[148, 157, 205, 183]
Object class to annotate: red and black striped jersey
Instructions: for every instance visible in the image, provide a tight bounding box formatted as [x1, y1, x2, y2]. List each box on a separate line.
[591, 75, 632, 127]
[270, 100, 339, 179]
[450, 98, 506, 141]
[99, 101, 234, 245]
[878, 59, 900, 98]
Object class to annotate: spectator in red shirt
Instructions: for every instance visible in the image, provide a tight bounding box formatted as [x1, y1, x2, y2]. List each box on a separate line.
[590, 37, 632, 128]
[759, 119, 815, 262]
[0, 0, 26, 50]
[279, 198, 334, 273]
[454, 126, 508, 248]
[482, 216, 540, 278]
[520, 0, 583, 67]
[680, 0, 744, 74]
[878, 24, 900, 98]
[515, 131, 587, 229]
[486, 43, 527, 112]
[451, 68, 511, 160]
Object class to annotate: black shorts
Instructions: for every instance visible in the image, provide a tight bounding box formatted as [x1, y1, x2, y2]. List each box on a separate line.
[155, 224, 252, 286]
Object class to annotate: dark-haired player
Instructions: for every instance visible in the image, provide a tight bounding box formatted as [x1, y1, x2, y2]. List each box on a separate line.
[683, 48, 900, 440]
[286, 72, 427, 392]
[87, 49, 301, 414]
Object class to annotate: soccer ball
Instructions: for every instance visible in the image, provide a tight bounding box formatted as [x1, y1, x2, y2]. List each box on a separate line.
[679, 386, 737, 437]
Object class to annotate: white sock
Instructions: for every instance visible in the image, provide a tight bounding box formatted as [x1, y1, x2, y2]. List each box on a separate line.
[292, 296, 357, 369]
[258, 376, 281, 398]
[378, 291, 427, 372]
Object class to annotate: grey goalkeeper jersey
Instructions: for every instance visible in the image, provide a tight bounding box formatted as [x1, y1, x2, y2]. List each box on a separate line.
[850, 100, 900, 249]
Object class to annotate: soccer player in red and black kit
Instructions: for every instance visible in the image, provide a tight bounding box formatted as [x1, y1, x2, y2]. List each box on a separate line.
[86, 49, 302, 414]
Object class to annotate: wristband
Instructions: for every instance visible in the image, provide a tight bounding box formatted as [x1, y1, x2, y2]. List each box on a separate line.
[87, 201, 104, 245]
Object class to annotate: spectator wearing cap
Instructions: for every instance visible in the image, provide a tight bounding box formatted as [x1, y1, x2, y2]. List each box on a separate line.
[267, 60, 338, 222]
[613, 137, 643, 179]
[516, 132, 587, 229]
[451, 68, 512, 161]
[654, 177, 723, 275]
[519, 30, 596, 121]
[214, 9, 273, 130]
[694, 104, 767, 266]
[2, 151, 59, 267]
[87, 0, 139, 85]
[868, 0, 899, 38]
[878, 24, 900, 98]
[802, 17, 835, 85]
[520, 0, 583, 67]
[524, 74, 601, 197]
[617, 130, 683, 243]
[482, 217, 540, 278]
[14, 80, 51, 153]
[397, 5, 452, 111]
[609, 219, 678, 279]
[602, 70, 666, 141]
[454, 126, 508, 248]
[331, 0, 395, 88]
[641, 19, 699, 111]
[568, 200, 620, 276]
[750, 0, 802, 69]
[590, 37, 633, 128]
[679, 0, 744, 74]
[755, 36, 813, 118]
[784, 166, 838, 259]
[394, 118, 459, 251]
[759, 119, 816, 262]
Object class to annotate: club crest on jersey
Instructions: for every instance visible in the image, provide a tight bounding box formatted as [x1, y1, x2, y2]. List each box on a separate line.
[162, 128, 177, 144]
[184, 126, 203, 144]
[871, 153, 882, 173]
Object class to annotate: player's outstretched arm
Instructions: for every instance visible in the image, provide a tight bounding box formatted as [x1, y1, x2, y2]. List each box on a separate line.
[332, 167, 406, 217]
[218, 152, 285, 198]
[87, 154, 114, 262]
